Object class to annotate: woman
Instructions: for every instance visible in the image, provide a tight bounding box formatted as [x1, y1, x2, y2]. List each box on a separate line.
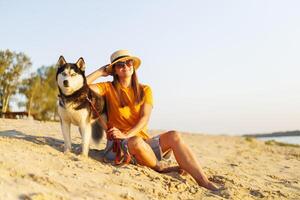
[87, 50, 218, 191]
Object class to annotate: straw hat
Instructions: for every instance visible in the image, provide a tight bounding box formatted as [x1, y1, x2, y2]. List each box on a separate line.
[106, 50, 141, 74]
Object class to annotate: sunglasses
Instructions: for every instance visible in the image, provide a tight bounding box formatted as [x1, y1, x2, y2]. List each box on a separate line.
[114, 59, 134, 68]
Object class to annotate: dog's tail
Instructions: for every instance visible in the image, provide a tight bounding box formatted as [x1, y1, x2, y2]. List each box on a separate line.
[91, 121, 104, 144]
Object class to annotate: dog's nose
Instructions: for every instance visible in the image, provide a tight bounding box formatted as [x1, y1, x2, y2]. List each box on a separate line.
[63, 80, 69, 87]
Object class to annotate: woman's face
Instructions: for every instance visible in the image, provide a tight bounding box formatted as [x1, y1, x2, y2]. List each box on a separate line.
[114, 59, 134, 78]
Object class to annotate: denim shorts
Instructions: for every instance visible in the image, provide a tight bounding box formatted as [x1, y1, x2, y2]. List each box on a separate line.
[101, 135, 171, 162]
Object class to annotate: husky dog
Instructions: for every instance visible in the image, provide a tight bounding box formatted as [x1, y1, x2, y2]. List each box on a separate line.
[56, 56, 105, 157]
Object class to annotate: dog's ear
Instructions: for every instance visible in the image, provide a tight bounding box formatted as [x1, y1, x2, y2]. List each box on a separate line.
[76, 57, 85, 71]
[57, 56, 67, 67]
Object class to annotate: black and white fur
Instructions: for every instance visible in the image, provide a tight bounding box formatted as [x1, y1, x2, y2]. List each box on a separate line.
[56, 56, 105, 157]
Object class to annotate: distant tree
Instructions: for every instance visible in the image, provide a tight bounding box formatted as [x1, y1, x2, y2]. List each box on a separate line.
[0, 50, 31, 112]
[19, 73, 42, 116]
[19, 65, 58, 120]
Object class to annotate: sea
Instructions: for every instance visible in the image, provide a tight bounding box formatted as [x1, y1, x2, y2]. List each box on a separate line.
[257, 136, 300, 145]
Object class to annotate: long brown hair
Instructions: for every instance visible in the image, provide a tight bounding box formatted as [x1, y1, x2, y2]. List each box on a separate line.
[112, 67, 144, 107]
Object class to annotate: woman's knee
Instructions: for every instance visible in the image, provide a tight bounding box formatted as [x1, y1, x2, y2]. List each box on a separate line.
[166, 130, 182, 144]
[160, 130, 183, 151]
[127, 136, 145, 153]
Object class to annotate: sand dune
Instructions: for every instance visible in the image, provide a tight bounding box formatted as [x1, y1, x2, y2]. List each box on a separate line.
[0, 119, 299, 200]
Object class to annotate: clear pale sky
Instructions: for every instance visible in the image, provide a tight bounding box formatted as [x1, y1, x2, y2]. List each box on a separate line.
[1, 1, 299, 134]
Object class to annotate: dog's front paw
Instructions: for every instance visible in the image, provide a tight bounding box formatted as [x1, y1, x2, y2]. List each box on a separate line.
[75, 153, 88, 162]
[64, 148, 72, 154]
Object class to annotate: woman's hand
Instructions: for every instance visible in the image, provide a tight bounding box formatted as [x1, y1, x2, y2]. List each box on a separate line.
[98, 64, 111, 77]
[107, 127, 127, 139]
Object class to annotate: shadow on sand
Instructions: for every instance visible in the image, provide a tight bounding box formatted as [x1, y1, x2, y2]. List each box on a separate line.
[0, 129, 104, 162]
[0, 129, 197, 185]
[0, 130, 65, 152]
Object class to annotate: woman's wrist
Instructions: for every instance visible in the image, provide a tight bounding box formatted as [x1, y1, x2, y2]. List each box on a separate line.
[87, 69, 102, 84]
[125, 131, 137, 138]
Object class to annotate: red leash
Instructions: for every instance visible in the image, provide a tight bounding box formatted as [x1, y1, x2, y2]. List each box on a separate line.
[86, 97, 131, 165]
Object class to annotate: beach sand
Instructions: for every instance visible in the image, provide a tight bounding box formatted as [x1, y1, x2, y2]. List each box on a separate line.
[0, 119, 299, 200]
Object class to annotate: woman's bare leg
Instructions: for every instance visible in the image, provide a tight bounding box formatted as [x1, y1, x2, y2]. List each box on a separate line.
[159, 131, 218, 191]
[127, 136, 157, 168]
[127, 136, 185, 172]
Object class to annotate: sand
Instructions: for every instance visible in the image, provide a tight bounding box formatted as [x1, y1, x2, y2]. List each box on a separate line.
[0, 118, 299, 200]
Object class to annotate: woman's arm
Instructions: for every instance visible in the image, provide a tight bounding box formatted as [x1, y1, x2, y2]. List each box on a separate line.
[86, 64, 110, 84]
[108, 103, 152, 139]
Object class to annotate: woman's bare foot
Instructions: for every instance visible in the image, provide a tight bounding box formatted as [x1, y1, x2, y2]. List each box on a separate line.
[154, 163, 188, 176]
[153, 162, 182, 173]
[153, 162, 171, 172]
[154, 163, 219, 191]
[199, 181, 219, 191]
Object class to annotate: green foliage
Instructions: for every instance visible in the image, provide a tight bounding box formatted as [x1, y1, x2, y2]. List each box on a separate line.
[0, 49, 58, 121]
[0, 49, 31, 112]
[19, 65, 58, 121]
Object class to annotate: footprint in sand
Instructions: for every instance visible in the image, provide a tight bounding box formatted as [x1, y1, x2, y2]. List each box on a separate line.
[112, 169, 121, 175]
[120, 191, 135, 200]
[249, 189, 265, 198]
[26, 173, 69, 192]
[19, 193, 64, 200]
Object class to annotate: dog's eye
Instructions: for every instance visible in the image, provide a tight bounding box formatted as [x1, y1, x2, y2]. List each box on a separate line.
[71, 73, 77, 77]
[62, 72, 67, 76]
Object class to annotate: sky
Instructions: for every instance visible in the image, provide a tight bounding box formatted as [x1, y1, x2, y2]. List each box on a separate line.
[1, 0, 300, 135]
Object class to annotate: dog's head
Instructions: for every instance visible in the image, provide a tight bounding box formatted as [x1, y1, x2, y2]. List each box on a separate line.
[56, 56, 86, 96]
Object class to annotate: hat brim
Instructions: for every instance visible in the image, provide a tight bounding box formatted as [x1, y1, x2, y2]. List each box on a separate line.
[106, 56, 141, 74]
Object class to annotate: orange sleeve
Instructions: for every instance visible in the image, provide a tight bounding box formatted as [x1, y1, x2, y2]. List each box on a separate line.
[96, 82, 108, 96]
[143, 85, 153, 106]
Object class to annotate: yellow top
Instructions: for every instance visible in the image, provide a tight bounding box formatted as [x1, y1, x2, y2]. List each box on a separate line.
[96, 82, 153, 140]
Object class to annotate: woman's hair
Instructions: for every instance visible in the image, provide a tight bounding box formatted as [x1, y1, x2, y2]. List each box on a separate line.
[112, 66, 144, 107]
